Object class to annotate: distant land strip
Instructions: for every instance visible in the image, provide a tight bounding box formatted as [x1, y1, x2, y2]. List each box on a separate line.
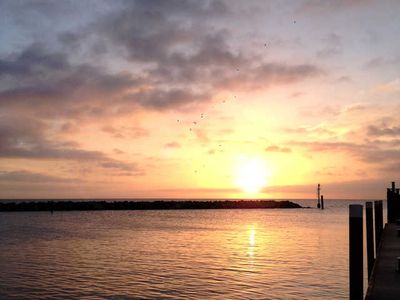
[0, 200, 302, 212]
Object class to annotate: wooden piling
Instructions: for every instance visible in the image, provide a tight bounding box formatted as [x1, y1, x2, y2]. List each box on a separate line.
[374, 200, 383, 253]
[387, 182, 397, 223]
[395, 189, 400, 223]
[321, 195, 324, 209]
[366, 202, 375, 280]
[349, 204, 363, 300]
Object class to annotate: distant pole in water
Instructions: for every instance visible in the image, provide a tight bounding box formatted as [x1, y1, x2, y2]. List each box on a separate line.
[349, 204, 363, 300]
[317, 184, 321, 209]
[320, 195, 324, 210]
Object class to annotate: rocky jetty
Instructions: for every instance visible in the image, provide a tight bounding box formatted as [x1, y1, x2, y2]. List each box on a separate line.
[0, 200, 302, 211]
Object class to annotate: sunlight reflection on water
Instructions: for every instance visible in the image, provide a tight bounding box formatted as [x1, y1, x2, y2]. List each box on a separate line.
[0, 199, 376, 299]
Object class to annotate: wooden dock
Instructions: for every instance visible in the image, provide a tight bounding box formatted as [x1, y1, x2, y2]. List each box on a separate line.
[349, 182, 399, 300]
[365, 224, 400, 300]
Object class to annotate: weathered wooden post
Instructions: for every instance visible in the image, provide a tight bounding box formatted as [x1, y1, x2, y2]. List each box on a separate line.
[366, 202, 374, 280]
[388, 182, 396, 223]
[349, 204, 363, 300]
[395, 189, 400, 222]
[374, 200, 383, 253]
[321, 195, 324, 210]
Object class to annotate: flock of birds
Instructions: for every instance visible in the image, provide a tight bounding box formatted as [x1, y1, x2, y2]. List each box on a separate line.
[171, 27, 298, 175]
[174, 96, 236, 175]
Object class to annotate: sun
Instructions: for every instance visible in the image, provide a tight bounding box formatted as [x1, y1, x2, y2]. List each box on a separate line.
[234, 158, 269, 194]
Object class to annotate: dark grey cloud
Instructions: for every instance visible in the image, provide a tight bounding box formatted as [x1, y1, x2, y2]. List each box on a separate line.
[147, 32, 247, 84]
[98, 0, 228, 63]
[0, 44, 141, 117]
[127, 89, 211, 110]
[217, 62, 323, 90]
[0, 42, 215, 115]
[0, 43, 68, 78]
[0, 0, 325, 118]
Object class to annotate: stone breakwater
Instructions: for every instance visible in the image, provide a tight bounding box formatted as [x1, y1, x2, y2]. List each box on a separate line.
[0, 200, 302, 211]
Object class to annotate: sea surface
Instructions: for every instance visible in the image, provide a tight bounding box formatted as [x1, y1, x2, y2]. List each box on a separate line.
[0, 199, 384, 299]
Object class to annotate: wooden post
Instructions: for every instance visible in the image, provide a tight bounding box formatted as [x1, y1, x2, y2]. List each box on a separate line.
[387, 182, 398, 223]
[387, 187, 394, 223]
[374, 200, 383, 253]
[366, 202, 374, 280]
[395, 189, 400, 223]
[321, 195, 324, 210]
[349, 204, 363, 300]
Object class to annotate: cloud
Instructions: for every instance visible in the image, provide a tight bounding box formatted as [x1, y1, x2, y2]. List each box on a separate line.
[299, 0, 373, 14]
[96, 0, 229, 64]
[125, 88, 211, 110]
[0, 43, 216, 116]
[364, 56, 400, 69]
[343, 103, 366, 113]
[361, 149, 400, 163]
[316, 47, 340, 58]
[293, 140, 367, 152]
[336, 76, 352, 83]
[0, 170, 80, 183]
[164, 142, 181, 148]
[0, 116, 140, 173]
[367, 125, 400, 137]
[374, 78, 400, 94]
[99, 161, 143, 174]
[265, 145, 292, 153]
[0, 44, 142, 117]
[379, 161, 400, 173]
[101, 125, 149, 139]
[285, 125, 337, 137]
[217, 62, 323, 90]
[0, 0, 326, 119]
[291, 135, 400, 176]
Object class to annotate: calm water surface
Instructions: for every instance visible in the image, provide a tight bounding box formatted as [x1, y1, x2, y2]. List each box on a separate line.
[0, 199, 380, 299]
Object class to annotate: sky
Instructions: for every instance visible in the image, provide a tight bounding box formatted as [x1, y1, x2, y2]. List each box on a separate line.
[1, 0, 400, 199]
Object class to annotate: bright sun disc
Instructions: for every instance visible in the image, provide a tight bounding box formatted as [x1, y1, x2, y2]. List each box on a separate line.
[234, 158, 269, 194]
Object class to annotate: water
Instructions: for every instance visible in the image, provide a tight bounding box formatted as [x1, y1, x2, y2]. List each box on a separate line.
[0, 199, 381, 299]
